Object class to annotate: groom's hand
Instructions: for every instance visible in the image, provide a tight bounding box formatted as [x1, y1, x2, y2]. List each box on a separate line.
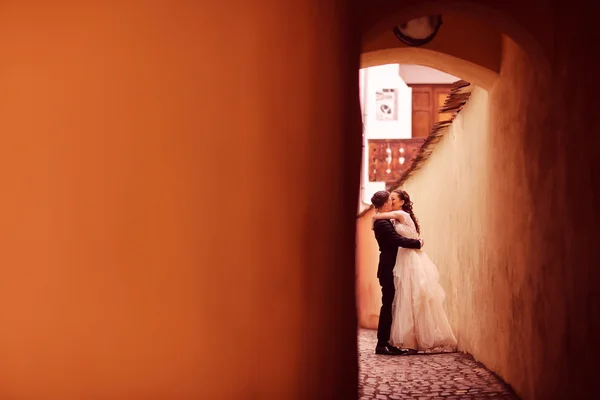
[419, 238, 425, 248]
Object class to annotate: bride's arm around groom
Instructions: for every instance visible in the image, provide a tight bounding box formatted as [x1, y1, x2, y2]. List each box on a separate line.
[373, 219, 423, 250]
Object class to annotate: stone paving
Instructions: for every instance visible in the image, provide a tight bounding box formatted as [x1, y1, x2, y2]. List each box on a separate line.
[358, 329, 519, 399]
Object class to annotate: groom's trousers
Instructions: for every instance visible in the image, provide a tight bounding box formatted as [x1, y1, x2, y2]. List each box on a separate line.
[377, 275, 395, 346]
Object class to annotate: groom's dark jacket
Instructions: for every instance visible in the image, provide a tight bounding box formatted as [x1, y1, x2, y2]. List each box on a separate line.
[373, 219, 422, 280]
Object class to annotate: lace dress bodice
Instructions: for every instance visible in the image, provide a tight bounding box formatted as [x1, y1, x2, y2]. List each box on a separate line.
[394, 210, 419, 239]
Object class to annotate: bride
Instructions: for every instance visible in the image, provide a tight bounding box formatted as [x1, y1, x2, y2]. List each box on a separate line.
[372, 189, 457, 352]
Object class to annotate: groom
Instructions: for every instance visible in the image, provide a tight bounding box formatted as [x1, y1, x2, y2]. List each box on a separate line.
[370, 190, 424, 356]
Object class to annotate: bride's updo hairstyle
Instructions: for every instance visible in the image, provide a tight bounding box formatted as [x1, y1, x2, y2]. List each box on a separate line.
[371, 190, 390, 209]
[393, 189, 421, 235]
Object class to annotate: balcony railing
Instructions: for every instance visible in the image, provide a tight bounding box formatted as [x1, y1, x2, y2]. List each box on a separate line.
[368, 138, 425, 184]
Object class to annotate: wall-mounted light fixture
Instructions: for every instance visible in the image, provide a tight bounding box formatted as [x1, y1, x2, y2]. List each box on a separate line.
[393, 16, 443, 47]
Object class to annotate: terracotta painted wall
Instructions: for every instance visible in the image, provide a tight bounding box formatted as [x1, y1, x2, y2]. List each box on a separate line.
[398, 34, 599, 399]
[0, 2, 360, 398]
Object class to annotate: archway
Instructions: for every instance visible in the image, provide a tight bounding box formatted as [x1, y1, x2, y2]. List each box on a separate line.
[360, 0, 551, 79]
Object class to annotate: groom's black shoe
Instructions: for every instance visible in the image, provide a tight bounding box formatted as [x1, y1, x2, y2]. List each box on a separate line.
[375, 343, 408, 356]
[386, 344, 409, 355]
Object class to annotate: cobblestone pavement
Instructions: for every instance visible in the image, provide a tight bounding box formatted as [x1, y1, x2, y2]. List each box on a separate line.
[358, 329, 519, 399]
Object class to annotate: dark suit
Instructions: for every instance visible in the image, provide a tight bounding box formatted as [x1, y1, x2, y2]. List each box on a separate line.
[372, 219, 422, 346]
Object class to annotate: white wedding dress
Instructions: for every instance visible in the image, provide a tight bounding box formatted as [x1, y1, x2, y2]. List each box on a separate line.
[390, 211, 457, 351]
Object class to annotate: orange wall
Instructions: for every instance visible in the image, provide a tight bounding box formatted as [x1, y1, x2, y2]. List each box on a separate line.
[0, 2, 360, 398]
[355, 209, 380, 329]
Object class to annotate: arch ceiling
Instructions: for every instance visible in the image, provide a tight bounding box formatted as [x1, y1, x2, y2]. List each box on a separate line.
[361, 47, 497, 90]
[359, 0, 550, 83]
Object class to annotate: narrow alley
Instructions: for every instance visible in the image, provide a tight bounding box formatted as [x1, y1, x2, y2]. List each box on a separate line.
[2, 2, 599, 398]
[359, 330, 518, 399]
